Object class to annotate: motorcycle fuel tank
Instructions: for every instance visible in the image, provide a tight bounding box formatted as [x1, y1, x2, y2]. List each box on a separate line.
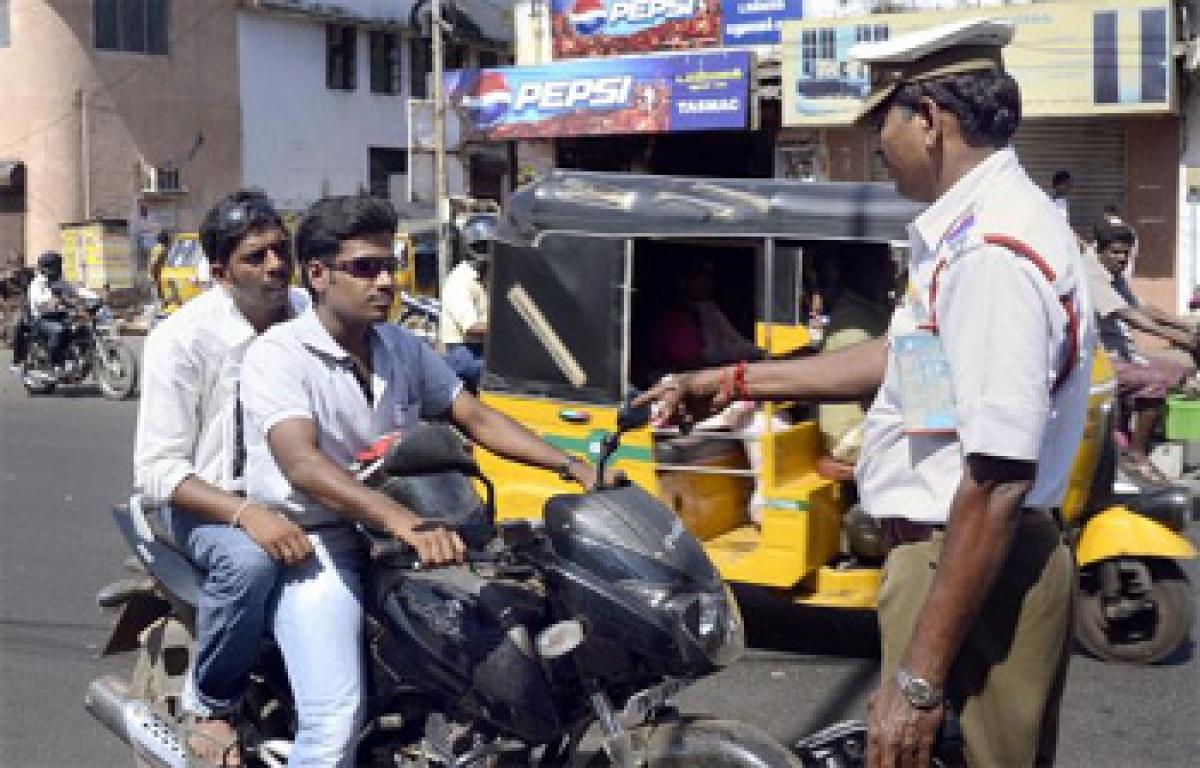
[369, 563, 563, 745]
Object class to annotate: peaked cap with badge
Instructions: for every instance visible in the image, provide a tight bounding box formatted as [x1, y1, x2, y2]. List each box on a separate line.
[848, 18, 1016, 122]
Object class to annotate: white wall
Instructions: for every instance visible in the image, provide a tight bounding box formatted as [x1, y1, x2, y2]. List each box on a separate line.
[238, 12, 411, 213]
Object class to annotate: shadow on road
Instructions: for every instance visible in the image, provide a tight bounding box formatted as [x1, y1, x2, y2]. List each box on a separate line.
[732, 583, 881, 658]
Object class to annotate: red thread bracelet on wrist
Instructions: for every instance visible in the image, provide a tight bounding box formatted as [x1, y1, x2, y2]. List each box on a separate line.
[733, 360, 749, 400]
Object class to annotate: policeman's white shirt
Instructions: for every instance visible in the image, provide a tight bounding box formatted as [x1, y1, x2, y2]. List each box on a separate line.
[241, 308, 463, 527]
[133, 285, 311, 506]
[440, 260, 488, 346]
[857, 147, 1097, 524]
[27, 274, 95, 319]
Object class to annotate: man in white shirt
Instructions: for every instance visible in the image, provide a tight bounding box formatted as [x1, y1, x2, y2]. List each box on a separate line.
[240, 195, 598, 768]
[134, 189, 312, 766]
[637, 20, 1092, 767]
[440, 215, 495, 392]
[27, 251, 95, 367]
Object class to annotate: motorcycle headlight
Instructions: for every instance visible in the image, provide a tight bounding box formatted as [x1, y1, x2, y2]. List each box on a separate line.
[617, 580, 672, 610]
[671, 583, 745, 668]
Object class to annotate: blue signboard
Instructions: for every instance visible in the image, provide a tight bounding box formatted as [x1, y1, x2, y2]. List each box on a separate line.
[721, 0, 803, 46]
[446, 51, 752, 140]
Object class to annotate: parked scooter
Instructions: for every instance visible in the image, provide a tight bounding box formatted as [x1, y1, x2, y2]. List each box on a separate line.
[86, 403, 805, 767]
[11, 295, 137, 399]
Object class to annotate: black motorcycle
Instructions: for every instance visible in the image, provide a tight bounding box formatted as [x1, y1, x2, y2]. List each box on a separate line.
[13, 296, 137, 399]
[86, 403, 805, 767]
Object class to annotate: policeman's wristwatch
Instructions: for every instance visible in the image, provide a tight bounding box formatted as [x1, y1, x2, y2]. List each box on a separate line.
[896, 667, 943, 710]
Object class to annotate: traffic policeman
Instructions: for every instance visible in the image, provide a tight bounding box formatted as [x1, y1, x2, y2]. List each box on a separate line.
[636, 18, 1094, 767]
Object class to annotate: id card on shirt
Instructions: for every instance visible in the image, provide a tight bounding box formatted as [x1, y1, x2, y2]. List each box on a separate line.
[894, 333, 957, 435]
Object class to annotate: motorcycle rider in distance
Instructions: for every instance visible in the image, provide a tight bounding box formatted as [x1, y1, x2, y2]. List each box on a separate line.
[133, 189, 312, 767]
[238, 195, 600, 768]
[1083, 219, 1200, 477]
[28, 251, 96, 371]
[440, 214, 494, 393]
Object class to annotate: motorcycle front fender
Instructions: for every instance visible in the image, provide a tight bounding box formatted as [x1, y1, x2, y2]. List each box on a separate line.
[1075, 506, 1198, 567]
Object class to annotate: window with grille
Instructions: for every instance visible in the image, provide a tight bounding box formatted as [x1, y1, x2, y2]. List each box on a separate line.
[369, 31, 401, 94]
[95, 0, 169, 55]
[327, 25, 357, 91]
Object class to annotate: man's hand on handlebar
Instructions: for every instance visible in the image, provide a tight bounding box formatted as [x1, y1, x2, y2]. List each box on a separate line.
[391, 519, 467, 566]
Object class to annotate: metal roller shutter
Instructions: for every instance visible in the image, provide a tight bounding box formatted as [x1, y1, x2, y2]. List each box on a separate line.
[868, 118, 1127, 236]
[1013, 118, 1126, 236]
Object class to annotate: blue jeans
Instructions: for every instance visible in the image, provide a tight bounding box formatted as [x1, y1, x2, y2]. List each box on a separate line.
[166, 507, 282, 718]
[270, 528, 366, 768]
[34, 316, 69, 363]
[445, 343, 483, 393]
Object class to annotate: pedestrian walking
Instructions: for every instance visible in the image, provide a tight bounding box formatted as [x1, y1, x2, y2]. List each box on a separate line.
[636, 18, 1095, 767]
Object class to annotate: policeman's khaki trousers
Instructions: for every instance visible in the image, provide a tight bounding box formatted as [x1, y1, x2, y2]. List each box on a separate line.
[877, 518, 1075, 767]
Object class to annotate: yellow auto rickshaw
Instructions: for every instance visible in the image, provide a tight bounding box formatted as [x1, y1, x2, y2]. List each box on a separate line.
[156, 233, 209, 314]
[475, 171, 1195, 664]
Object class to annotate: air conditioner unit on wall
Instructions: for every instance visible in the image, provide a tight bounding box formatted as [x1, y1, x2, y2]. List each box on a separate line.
[140, 163, 186, 196]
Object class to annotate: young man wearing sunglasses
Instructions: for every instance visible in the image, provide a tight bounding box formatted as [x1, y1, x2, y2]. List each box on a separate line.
[239, 195, 598, 767]
[134, 189, 312, 767]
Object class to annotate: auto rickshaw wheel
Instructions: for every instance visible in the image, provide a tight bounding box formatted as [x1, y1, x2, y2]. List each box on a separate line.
[1075, 558, 1193, 664]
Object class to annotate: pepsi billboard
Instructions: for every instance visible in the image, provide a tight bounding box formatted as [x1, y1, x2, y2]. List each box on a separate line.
[550, 0, 722, 58]
[446, 51, 752, 140]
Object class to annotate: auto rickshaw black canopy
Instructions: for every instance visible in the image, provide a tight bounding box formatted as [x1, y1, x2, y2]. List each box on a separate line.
[486, 172, 923, 404]
[498, 171, 925, 246]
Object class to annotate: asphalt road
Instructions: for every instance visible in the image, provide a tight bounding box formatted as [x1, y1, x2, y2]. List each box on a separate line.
[1, 341, 1198, 767]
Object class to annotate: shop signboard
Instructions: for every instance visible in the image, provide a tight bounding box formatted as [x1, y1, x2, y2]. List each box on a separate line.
[721, 0, 804, 47]
[445, 51, 753, 140]
[549, 0, 722, 59]
[781, 0, 1175, 126]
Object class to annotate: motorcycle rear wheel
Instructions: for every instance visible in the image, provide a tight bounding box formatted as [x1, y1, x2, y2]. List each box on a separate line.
[584, 716, 803, 768]
[1075, 558, 1193, 664]
[95, 338, 138, 400]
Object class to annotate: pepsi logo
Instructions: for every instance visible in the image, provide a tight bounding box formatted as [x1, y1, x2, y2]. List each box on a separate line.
[569, 0, 608, 35]
[460, 71, 512, 127]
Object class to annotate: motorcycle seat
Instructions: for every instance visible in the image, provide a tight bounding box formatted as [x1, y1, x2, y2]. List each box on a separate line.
[112, 497, 203, 607]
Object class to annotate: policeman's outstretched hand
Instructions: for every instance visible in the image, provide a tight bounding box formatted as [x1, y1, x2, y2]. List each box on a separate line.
[395, 520, 466, 566]
[866, 677, 944, 768]
[633, 369, 728, 431]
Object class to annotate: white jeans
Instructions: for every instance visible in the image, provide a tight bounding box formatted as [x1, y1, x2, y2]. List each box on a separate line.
[271, 528, 366, 768]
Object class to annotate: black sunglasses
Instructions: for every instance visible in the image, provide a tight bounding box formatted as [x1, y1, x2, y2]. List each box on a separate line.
[327, 256, 399, 279]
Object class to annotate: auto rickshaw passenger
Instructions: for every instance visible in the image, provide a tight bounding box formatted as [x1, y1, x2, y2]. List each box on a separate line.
[817, 246, 898, 462]
[649, 257, 761, 376]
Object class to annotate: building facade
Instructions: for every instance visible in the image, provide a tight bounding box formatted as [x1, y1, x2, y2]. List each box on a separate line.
[0, 0, 507, 268]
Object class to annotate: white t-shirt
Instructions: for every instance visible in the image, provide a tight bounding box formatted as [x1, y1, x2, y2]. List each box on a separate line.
[440, 261, 488, 346]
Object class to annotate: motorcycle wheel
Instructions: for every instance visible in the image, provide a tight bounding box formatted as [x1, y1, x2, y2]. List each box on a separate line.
[95, 338, 138, 400]
[584, 716, 803, 768]
[1075, 558, 1194, 664]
